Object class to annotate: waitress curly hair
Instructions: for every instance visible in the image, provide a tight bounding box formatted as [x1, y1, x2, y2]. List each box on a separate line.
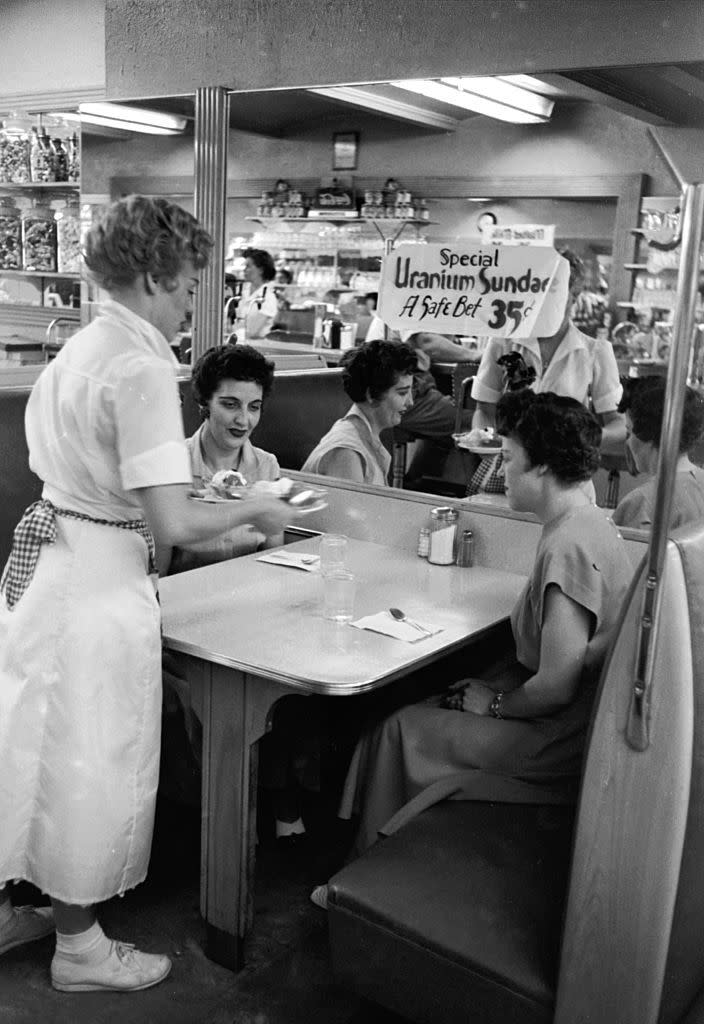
[83, 194, 213, 290]
[497, 389, 602, 483]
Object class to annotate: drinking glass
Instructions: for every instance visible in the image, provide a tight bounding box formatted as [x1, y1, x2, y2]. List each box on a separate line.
[322, 570, 356, 623]
[319, 533, 348, 576]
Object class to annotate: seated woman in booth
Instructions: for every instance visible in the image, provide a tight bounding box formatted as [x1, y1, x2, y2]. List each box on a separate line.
[611, 376, 704, 531]
[302, 339, 417, 486]
[166, 342, 322, 842]
[312, 391, 633, 904]
[168, 344, 281, 573]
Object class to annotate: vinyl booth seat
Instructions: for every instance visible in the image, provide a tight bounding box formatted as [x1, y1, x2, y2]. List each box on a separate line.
[329, 802, 573, 1024]
[328, 519, 704, 1024]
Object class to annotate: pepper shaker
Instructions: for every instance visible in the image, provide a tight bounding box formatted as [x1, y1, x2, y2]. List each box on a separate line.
[456, 529, 474, 567]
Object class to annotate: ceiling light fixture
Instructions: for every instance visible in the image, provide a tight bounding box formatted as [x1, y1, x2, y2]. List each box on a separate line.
[77, 102, 188, 135]
[390, 77, 554, 124]
[309, 86, 460, 131]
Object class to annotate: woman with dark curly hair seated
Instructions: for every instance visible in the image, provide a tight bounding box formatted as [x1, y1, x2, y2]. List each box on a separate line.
[302, 339, 417, 485]
[311, 392, 633, 905]
[169, 343, 281, 573]
[612, 376, 704, 530]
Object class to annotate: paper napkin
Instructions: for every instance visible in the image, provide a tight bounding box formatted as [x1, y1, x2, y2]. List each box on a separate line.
[350, 611, 443, 643]
[257, 551, 320, 572]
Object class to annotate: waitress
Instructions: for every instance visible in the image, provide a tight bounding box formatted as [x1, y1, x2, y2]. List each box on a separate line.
[234, 247, 278, 341]
[0, 195, 294, 993]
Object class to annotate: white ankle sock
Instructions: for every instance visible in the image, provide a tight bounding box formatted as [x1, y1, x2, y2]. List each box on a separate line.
[276, 816, 306, 837]
[55, 921, 111, 964]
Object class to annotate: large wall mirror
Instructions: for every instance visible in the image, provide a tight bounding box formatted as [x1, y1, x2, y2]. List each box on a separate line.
[79, 60, 704, 525]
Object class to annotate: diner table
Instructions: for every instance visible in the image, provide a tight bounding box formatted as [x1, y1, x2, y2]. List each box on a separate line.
[159, 536, 526, 970]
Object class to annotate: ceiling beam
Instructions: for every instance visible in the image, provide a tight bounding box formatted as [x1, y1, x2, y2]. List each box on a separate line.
[538, 72, 671, 125]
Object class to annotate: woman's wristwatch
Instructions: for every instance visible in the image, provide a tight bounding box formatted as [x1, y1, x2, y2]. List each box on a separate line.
[489, 691, 505, 719]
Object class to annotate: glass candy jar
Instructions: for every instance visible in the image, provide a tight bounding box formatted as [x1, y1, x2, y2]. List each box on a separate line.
[0, 117, 31, 184]
[0, 197, 23, 270]
[29, 126, 52, 183]
[66, 132, 80, 183]
[56, 198, 81, 273]
[22, 200, 57, 272]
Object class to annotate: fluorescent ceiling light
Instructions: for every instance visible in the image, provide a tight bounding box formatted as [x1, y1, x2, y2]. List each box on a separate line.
[78, 102, 187, 135]
[310, 86, 459, 131]
[390, 78, 553, 124]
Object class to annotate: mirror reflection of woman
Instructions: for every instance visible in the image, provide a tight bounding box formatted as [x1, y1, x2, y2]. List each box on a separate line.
[235, 247, 278, 341]
[170, 344, 282, 572]
[612, 377, 704, 530]
[302, 340, 417, 485]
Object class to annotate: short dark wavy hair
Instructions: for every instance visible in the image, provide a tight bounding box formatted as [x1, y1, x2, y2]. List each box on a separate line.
[192, 344, 275, 411]
[558, 246, 586, 293]
[619, 376, 704, 453]
[243, 247, 276, 282]
[497, 390, 602, 483]
[83, 195, 213, 290]
[340, 340, 417, 402]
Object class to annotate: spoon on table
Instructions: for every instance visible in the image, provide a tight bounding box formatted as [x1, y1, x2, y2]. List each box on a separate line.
[388, 607, 432, 636]
[273, 551, 319, 565]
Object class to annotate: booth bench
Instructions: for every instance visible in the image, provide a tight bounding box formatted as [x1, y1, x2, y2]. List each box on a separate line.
[326, 519, 704, 1024]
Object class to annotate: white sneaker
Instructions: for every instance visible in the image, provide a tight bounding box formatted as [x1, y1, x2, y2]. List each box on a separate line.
[310, 884, 329, 910]
[0, 905, 55, 955]
[51, 940, 172, 993]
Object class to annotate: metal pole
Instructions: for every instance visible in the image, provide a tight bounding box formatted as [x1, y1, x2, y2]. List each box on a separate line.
[192, 86, 229, 363]
[626, 181, 704, 750]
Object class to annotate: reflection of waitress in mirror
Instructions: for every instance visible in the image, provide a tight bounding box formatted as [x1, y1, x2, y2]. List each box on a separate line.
[476, 210, 498, 243]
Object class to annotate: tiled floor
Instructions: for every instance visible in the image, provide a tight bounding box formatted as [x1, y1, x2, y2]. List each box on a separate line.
[0, 797, 405, 1024]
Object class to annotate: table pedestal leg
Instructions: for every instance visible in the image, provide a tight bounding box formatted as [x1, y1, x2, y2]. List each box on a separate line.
[189, 657, 291, 970]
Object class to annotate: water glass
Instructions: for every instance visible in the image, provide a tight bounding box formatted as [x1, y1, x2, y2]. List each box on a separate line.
[319, 533, 348, 576]
[322, 570, 356, 623]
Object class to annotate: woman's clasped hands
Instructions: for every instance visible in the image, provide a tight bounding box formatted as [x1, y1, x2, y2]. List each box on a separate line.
[442, 679, 497, 714]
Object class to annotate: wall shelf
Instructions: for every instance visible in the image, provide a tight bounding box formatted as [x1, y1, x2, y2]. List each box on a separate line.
[0, 269, 81, 280]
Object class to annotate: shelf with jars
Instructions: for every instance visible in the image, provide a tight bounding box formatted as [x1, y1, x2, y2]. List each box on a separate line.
[0, 113, 83, 330]
[620, 196, 688, 315]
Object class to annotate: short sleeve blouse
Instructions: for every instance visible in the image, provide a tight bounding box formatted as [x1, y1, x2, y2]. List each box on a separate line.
[470, 323, 622, 415]
[26, 299, 191, 519]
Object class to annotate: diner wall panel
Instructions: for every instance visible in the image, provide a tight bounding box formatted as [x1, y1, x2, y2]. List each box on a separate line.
[287, 474, 648, 575]
[83, 104, 674, 227]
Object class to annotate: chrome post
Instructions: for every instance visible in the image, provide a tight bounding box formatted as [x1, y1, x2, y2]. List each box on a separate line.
[193, 86, 229, 363]
[626, 181, 704, 750]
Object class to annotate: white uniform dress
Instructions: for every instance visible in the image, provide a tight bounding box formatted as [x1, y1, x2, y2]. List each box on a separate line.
[235, 281, 278, 340]
[0, 300, 191, 904]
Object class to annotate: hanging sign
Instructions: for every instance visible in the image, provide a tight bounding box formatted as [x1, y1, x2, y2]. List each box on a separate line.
[489, 223, 555, 246]
[377, 242, 568, 338]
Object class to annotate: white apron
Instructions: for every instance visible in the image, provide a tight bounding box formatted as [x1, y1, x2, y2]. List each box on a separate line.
[0, 513, 161, 904]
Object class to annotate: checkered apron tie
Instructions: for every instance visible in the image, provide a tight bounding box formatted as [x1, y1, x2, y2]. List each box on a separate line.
[0, 499, 157, 611]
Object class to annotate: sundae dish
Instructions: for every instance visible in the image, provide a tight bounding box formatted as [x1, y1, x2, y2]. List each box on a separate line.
[453, 426, 500, 452]
[208, 469, 247, 497]
[193, 473, 327, 511]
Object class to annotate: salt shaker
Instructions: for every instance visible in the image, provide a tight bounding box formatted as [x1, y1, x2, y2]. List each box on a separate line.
[428, 507, 459, 565]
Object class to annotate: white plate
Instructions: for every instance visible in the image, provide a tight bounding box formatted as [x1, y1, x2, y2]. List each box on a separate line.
[189, 491, 327, 514]
[190, 490, 245, 503]
[455, 443, 503, 457]
[293, 499, 327, 515]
